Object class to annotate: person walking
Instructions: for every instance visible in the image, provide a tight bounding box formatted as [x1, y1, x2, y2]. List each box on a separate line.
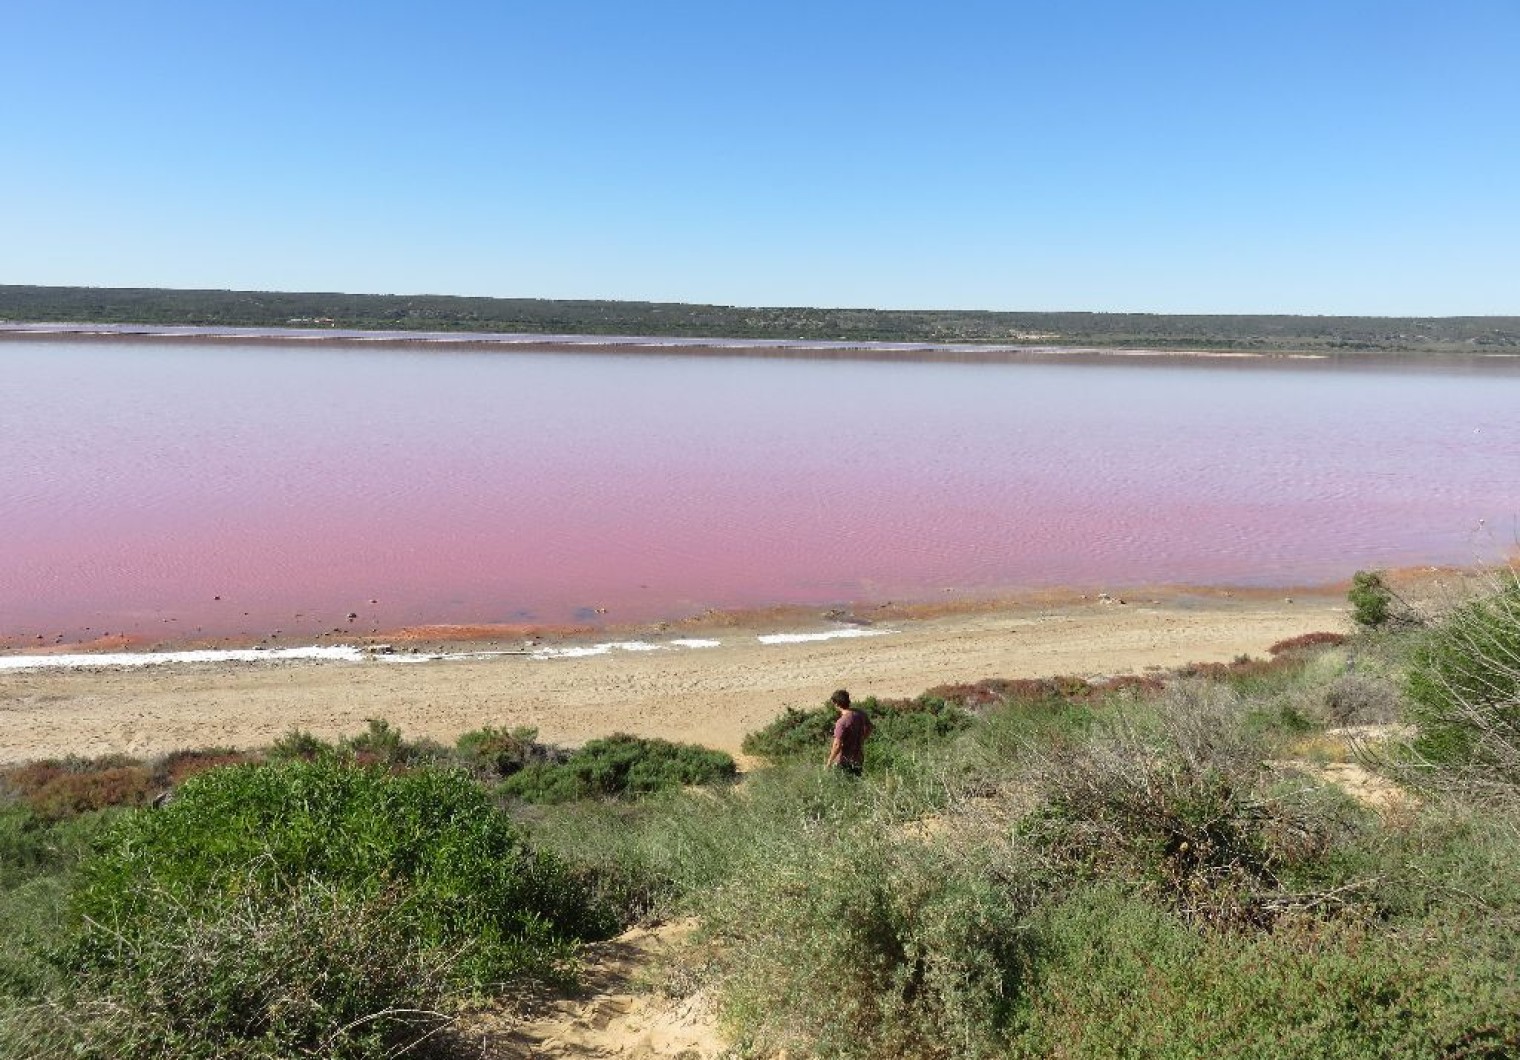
[825, 689, 872, 776]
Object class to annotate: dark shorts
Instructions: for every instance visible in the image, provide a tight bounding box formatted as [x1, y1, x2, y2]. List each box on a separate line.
[833, 761, 863, 777]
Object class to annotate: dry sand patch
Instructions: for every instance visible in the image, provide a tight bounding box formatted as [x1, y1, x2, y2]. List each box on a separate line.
[463, 919, 723, 1059]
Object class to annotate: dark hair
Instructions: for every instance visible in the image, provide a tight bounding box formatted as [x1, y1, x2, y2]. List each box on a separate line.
[830, 689, 851, 708]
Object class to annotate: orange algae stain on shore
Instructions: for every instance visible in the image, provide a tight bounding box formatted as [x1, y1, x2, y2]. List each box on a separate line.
[0, 565, 1486, 659]
[0, 633, 146, 654]
[383, 622, 600, 644]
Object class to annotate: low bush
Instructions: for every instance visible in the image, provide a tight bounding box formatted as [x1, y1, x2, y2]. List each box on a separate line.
[525, 757, 931, 926]
[1242, 699, 1321, 738]
[0, 809, 123, 1058]
[1268, 631, 1348, 655]
[1322, 672, 1403, 725]
[151, 748, 257, 786]
[926, 674, 1163, 716]
[266, 728, 333, 761]
[500, 734, 735, 803]
[58, 759, 620, 1058]
[1017, 682, 1365, 927]
[0, 809, 107, 1010]
[1, 758, 156, 822]
[454, 724, 561, 778]
[2, 750, 258, 824]
[0, 807, 111, 891]
[966, 682, 1133, 765]
[1177, 651, 1306, 689]
[1354, 800, 1520, 922]
[1348, 569, 1422, 630]
[340, 718, 451, 769]
[1175, 643, 1354, 739]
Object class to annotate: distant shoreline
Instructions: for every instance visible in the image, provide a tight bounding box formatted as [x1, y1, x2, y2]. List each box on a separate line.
[2, 282, 1517, 357]
[6, 321, 1520, 370]
[0, 575, 1388, 659]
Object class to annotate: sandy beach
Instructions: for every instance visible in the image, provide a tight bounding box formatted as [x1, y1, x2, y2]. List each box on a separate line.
[0, 588, 1348, 764]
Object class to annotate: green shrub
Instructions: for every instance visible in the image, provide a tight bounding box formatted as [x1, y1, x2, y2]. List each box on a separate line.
[526, 759, 905, 924]
[1349, 569, 1394, 628]
[542, 744, 1038, 1059]
[500, 734, 735, 803]
[1347, 569, 1425, 631]
[0, 807, 112, 892]
[522, 666, 1520, 1060]
[266, 728, 334, 761]
[708, 830, 1029, 1059]
[741, 696, 972, 770]
[454, 725, 559, 778]
[70, 762, 618, 1019]
[0, 810, 119, 1057]
[1177, 651, 1325, 700]
[740, 705, 837, 759]
[339, 718, 451, 768]
[1342, 801, 1520, 928]
[1008, 887, 1520, 1059]
[1242, 699, 1320, 738]
[1405, 576, 1520, 787]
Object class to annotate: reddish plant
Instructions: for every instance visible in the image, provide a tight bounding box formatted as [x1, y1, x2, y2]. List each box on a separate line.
[924, 673, 1164, 716]
[1178, 653, 1311, 682]
[1266, 631, 1348, 656]
[22, 766, 155, 820]
[153, 748, 259, 786]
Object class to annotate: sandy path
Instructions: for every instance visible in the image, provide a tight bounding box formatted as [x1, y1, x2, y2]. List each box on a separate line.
[468, 919, 722, 1059]
[0, 594, 1346, 763]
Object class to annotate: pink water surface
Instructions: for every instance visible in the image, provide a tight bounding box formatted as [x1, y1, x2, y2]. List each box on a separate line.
[2, 339, 1517, 644]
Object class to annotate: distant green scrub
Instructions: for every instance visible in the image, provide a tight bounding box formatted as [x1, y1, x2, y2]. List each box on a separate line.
[741, 695, 973, 770]
[500, 733, 735, 803]
[5, 285, 1518, 354]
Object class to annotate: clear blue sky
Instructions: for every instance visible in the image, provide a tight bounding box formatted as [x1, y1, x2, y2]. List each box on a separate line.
[4, 1, 1517, 314]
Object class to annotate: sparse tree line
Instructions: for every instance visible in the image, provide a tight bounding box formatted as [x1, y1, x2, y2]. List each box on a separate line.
[4, 284, 1519, 352]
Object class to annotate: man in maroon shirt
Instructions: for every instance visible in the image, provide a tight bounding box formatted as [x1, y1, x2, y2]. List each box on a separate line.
[826, 689, 873, 776]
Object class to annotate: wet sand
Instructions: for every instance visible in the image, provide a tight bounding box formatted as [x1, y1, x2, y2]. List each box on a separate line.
[0, 587, 1349, 763]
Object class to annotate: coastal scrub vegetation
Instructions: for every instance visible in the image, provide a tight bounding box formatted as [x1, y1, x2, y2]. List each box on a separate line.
[4, 576, 1520, 1057]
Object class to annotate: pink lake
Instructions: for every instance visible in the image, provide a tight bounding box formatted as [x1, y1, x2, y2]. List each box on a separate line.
[2, 338, 1518, 645]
